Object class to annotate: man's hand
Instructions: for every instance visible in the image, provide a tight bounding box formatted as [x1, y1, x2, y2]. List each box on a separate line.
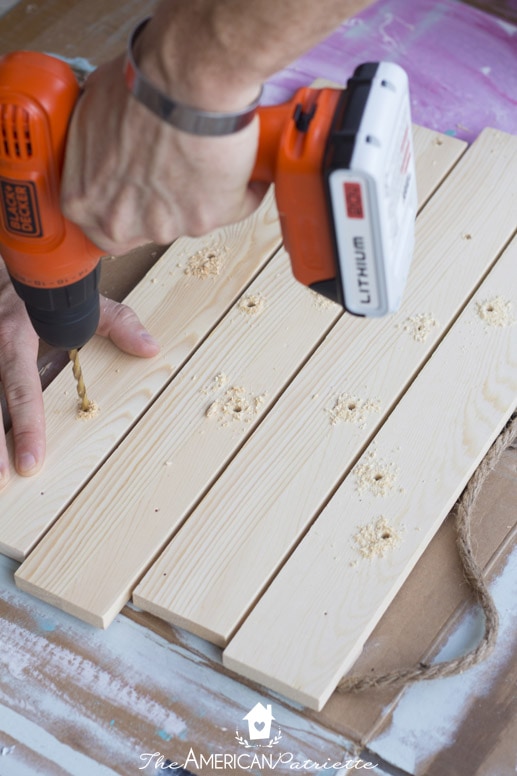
[0, 265, 159, 487]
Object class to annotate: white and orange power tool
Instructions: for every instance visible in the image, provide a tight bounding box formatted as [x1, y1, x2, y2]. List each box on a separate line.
[0, 53, 417, 351]
[255, 61, 417, 315]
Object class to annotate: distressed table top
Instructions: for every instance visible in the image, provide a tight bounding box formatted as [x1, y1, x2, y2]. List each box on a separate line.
[0, 1, 516, 775]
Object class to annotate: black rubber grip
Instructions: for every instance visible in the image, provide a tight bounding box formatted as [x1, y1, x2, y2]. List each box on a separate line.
[10, 263, 101, 349]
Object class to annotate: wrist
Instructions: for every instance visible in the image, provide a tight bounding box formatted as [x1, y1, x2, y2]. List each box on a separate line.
[124, 18, 262, 136]
[130, 10, 263, 116]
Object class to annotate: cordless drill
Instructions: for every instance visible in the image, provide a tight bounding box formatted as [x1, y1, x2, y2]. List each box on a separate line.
[0, 51, 416, 353]
[0, 51, 101, 350]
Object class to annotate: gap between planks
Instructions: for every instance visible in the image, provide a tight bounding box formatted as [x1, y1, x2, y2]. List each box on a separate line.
[12, 127, 466, 625]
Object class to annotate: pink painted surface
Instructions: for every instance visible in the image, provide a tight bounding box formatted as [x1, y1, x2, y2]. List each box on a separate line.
[265, 0, 517, 142]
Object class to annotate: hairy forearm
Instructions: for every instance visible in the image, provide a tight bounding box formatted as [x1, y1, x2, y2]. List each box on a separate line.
[137, 0, 375, 110]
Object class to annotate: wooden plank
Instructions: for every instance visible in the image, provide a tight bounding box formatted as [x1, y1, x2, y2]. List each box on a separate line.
[10, 125, 458, 625]
[0, 124, 454, 562]
[411, 125, 467, 207]
[223, 238, 517, 709]
[0, 191, 281, 560]
[13, 248, 341, 626]
[131, 129, 517, 647]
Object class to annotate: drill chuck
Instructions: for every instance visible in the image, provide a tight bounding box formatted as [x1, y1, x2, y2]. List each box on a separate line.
[10, 263, 101, 350]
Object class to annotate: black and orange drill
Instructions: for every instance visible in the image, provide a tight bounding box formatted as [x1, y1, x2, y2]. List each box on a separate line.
[0, 50, 357, 355]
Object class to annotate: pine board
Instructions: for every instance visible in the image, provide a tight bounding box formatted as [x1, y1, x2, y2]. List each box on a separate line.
[13, 247, 341, 626]
[10, 126, 460, 625]
[131, 129, 516, 646]
[1, 126, 457, 562]
[7, 126, 517, 712]
[0, 190, 281, 560]
[223, 237, 517, 709]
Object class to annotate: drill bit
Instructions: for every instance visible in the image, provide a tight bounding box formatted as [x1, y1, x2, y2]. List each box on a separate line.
[69, 349, 91, 412]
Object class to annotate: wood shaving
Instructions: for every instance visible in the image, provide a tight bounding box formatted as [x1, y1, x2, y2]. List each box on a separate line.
[184, 247, 226, 278]
[401, 313, 439, 342]
[201, 372, 228, 395]
[205, 386, 267, 425]
[353, 516, 402, 559]
[353, 451, 399, 496]
[476, 296, 514, 329]
[326, 393, 381, 429]
[238, 294, 266, 316]
[76, 400, 99, 421]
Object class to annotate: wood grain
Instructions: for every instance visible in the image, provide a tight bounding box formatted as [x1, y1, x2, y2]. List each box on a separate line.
[223, 237, 517, 709]
[0, 192, 281, 560]
[13, 246, 341, 626]
[10, 125, 460, 624]
[132, 129, 517, 647]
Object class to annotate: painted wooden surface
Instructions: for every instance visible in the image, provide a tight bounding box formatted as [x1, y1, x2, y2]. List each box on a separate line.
[264, 0, 517, 144]
[11, 125, 464, 626]
[1, 0, 516, 772]
[0, 554, 362, 776]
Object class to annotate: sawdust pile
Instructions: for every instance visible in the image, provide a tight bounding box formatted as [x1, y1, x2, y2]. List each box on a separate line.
[353, 451, 399, 496]
[205, 386, 267, 425]
[476, 296, 514, 329]
[76, 400, 100, 421]
[401, 313, 439, 343]
[353, 515, 402, 559]
[327, 392, 381, 429]
[184, 246, 227, 278]
[238, 294, 266, 316]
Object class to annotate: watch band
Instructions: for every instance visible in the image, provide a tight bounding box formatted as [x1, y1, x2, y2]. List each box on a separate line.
[123, 17, 262, 136]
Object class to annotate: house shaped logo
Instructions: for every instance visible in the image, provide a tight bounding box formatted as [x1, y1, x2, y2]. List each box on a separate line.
[243, 702, 275, 740]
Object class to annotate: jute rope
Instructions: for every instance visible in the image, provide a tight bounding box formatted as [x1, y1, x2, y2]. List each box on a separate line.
[337, 412, 517, 694]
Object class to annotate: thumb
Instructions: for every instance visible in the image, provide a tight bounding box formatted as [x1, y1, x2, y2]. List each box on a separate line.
[96, 296, 160, 357]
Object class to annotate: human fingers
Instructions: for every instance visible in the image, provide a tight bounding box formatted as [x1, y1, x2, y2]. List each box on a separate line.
[96, 296, 160, 357]
[0, 275, 45, 482]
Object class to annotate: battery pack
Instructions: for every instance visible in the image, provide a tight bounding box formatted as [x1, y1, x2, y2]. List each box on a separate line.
[324, 62, 417, 316]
